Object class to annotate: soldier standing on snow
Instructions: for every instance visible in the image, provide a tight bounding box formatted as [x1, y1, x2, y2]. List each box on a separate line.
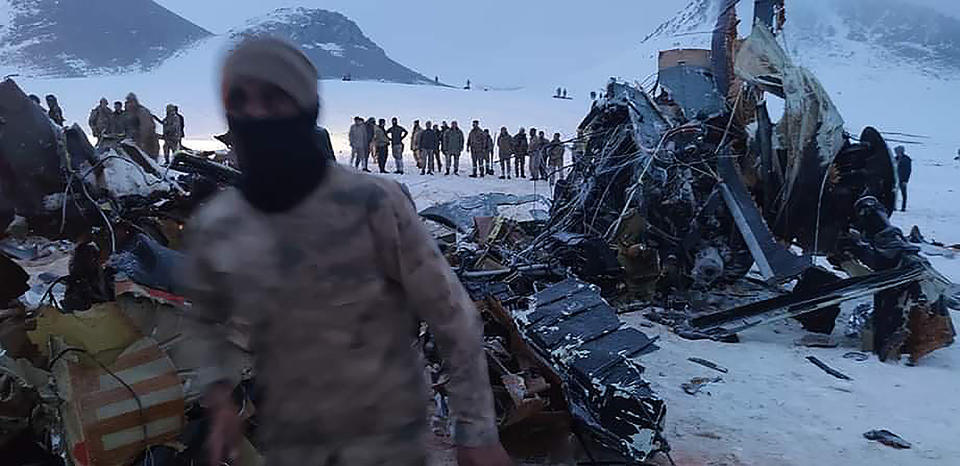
[548, 132, 565, 185]
[895, 145, 912, 212]
[420, 121, 440, 175]
[437, 121, 449, 173]
[497, 127, 513, 179]
[513, 127, 528, 178]
[467, 120, 485, 178]
[537, 130, 550, 180]
[387, 117, 408, 174]
[364, 117, 376, 172]
[374, 118, 390, 173]
[482, 129, 494, 176]
[349, 116, 368, 169]
[411, 120, 423, 170]
[444, 121, 464, 176]
[528, 127, 543, 181]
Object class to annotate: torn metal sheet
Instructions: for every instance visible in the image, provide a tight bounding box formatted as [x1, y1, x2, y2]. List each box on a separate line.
[114, 279, 251, 401]
[170, 151, 241, 185]
[735, 25, 846, 240]
[658, 49, 725, 120]
[0, 79, 64, 216]
[520, 279, 667, 463]
[0, 354, 50, 447]
[688, 262, 924, 332]
[418, 193, 544, 235]
[716, 156, 811, 282]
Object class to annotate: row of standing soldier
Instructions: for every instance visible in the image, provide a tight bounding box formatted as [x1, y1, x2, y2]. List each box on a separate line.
[349, 117, 566, 183]
[86, 94, 185, 164]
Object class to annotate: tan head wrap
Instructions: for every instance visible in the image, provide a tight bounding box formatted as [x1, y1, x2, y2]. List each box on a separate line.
[221, 37, 318, 111]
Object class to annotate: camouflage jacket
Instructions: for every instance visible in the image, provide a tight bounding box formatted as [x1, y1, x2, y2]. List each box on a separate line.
[180, 164, 498, 449]
[162, 114, 184, 141]
[513, 132, 528, 155]
[497, 133, 513, 156]
[467, 128, 485, 152]
[444, 127, 464, 154]
[88, 105, 113, 136]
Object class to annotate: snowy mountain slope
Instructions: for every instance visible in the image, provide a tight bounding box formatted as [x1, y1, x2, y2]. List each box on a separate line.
[0, 0, 211, 77]
[233, 7, 432, 85]
[0, 2, 433, 85]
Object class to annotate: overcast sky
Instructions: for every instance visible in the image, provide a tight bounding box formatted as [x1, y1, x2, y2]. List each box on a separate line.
[156, 0, 679, 88]
[156, 0, 960, 88]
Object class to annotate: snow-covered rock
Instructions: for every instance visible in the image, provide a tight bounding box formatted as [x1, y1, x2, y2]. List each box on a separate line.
[233, 7, 433, 85]
[0, 0, 211, 78]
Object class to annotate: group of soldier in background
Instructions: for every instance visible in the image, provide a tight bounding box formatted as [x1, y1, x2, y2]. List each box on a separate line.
[349, 117, 567, 183]
[86, 95, 185, 164]
[29, 92, 185, 164]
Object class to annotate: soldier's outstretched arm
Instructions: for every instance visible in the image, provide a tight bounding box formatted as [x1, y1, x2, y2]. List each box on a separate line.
[372, 181, 500, 449]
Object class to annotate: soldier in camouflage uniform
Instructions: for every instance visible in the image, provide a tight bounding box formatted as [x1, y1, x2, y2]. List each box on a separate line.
[162, 104, 185, 164]
[528, 127, 542, 181]
[123, 93, 161, 159]
[482, 129, 494, 176]
[513, 127, 528, 178]
[496, 127, 513, 179]
[437, 121, 448, 173]
[387, 117, 408, 174]
[88, 98, 114, 142]
[181, 38, 508, 466]
[537, 130, 550, 180]
[410, 120, 422, 170]
[444, 120, 464, 175]
[467, 120, 486, 178]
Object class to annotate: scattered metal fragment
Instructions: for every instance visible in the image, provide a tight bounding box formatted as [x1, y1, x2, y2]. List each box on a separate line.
[863, 429, 912, 449]
[687, 357, 728, 374]
[843, 352, 870, 362]
[805, 356, 852, 381]
[681, 376, 723, 396]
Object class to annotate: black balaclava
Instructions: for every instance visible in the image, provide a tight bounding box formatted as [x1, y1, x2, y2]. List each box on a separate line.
[229, 106, 328, 213]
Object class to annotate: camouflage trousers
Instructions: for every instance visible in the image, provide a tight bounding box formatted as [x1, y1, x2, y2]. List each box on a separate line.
[444, 151, 461, 174]
[499, 154, 512, 178]
[351, 147, 367, 170]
